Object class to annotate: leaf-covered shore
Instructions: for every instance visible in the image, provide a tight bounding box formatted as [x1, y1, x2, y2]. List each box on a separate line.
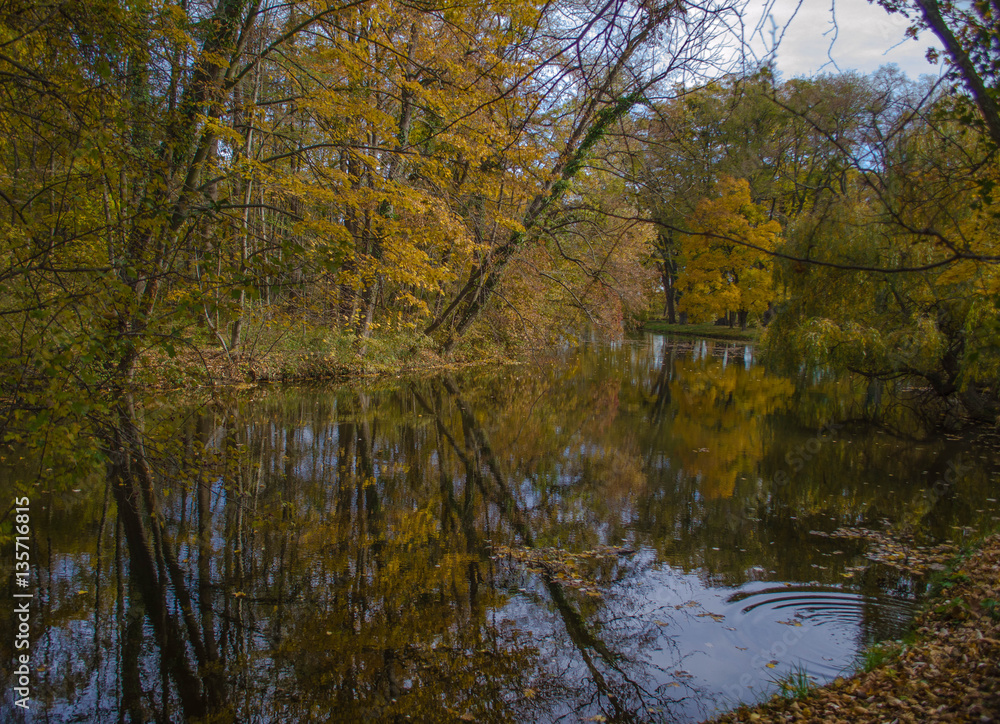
[707, 535, 1000, 723]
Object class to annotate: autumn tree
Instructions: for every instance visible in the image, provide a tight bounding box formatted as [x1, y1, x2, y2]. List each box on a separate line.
[424, 0, 750, 352]
[486, 160, 658, 346]
[0, 0, 555, 475]
[634, 72, 785, 320]
[675, 176, 781, 327]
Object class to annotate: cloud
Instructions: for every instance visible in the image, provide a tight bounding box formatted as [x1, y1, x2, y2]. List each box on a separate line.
[749, 0, 943, 79]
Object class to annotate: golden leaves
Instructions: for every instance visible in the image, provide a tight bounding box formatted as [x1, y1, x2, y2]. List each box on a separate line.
[677, 177, 782, 323]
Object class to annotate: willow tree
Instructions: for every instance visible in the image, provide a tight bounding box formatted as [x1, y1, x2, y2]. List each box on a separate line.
[744, 0, 1000, 422]
[763, 72, 1000, 423]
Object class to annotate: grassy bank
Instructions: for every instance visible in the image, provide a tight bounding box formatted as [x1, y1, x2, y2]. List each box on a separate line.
[143, 315, 765, 390]
[706, 533, 1000, 723]
[142, 323, 526, 389]
[643, 320, 760, 342]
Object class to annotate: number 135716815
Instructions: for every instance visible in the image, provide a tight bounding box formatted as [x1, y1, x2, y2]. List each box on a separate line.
[13, 496, 30, 587]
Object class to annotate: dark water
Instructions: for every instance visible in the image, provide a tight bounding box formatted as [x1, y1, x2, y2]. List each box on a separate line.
[3, 335, 999, 723]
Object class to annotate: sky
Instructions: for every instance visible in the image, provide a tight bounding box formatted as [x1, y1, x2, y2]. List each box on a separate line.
[747, 0, 945, 80]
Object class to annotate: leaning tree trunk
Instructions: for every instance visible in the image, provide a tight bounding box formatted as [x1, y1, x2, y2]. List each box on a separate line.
[428, 90, 649, 353]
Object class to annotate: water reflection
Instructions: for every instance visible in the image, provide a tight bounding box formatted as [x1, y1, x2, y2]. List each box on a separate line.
[2, 336, 998, 723]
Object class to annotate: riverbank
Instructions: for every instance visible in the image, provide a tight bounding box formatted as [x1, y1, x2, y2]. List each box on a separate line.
[142, 319, 763, 389]
[706, 534, 1000, 723]
[643, 320, 759, 342]
[141, 332, 527, 389]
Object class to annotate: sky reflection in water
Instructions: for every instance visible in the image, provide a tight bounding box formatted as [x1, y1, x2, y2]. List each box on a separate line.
[2, 334, 998, 723]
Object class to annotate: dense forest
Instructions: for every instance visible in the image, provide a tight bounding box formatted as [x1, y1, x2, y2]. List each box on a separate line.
[4, 3, 1000, 721]
[0, 0, 998, 479]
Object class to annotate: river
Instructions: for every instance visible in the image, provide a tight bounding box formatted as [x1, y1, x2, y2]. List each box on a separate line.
[3, 334, 998, 723]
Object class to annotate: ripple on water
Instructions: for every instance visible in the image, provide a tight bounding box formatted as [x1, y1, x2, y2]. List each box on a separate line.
[720, 583, 918, 678]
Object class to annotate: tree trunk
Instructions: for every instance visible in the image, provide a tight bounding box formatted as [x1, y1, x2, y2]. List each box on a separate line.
[657, 234, 678, 324]
[430, 90, 649, 352]
[913, 0, 1000, 148]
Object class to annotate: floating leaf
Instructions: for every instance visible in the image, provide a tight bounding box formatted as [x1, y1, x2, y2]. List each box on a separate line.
[697, 612, 726, 622]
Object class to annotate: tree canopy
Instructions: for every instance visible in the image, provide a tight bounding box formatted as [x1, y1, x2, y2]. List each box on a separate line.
[1, 0, 999, 488]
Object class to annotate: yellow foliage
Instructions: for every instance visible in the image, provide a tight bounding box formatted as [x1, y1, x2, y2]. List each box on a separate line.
[676, 177, 781, 323]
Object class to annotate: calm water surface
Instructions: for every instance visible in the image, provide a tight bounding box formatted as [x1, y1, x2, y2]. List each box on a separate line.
[3, 335, 999, 723]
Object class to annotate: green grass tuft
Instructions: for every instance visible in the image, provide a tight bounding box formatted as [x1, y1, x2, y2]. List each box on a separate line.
[855, 641, 903, 673]
[768, 663, 815, 700]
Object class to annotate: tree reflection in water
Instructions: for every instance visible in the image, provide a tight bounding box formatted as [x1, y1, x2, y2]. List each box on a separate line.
[2, 336, 998, 723]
